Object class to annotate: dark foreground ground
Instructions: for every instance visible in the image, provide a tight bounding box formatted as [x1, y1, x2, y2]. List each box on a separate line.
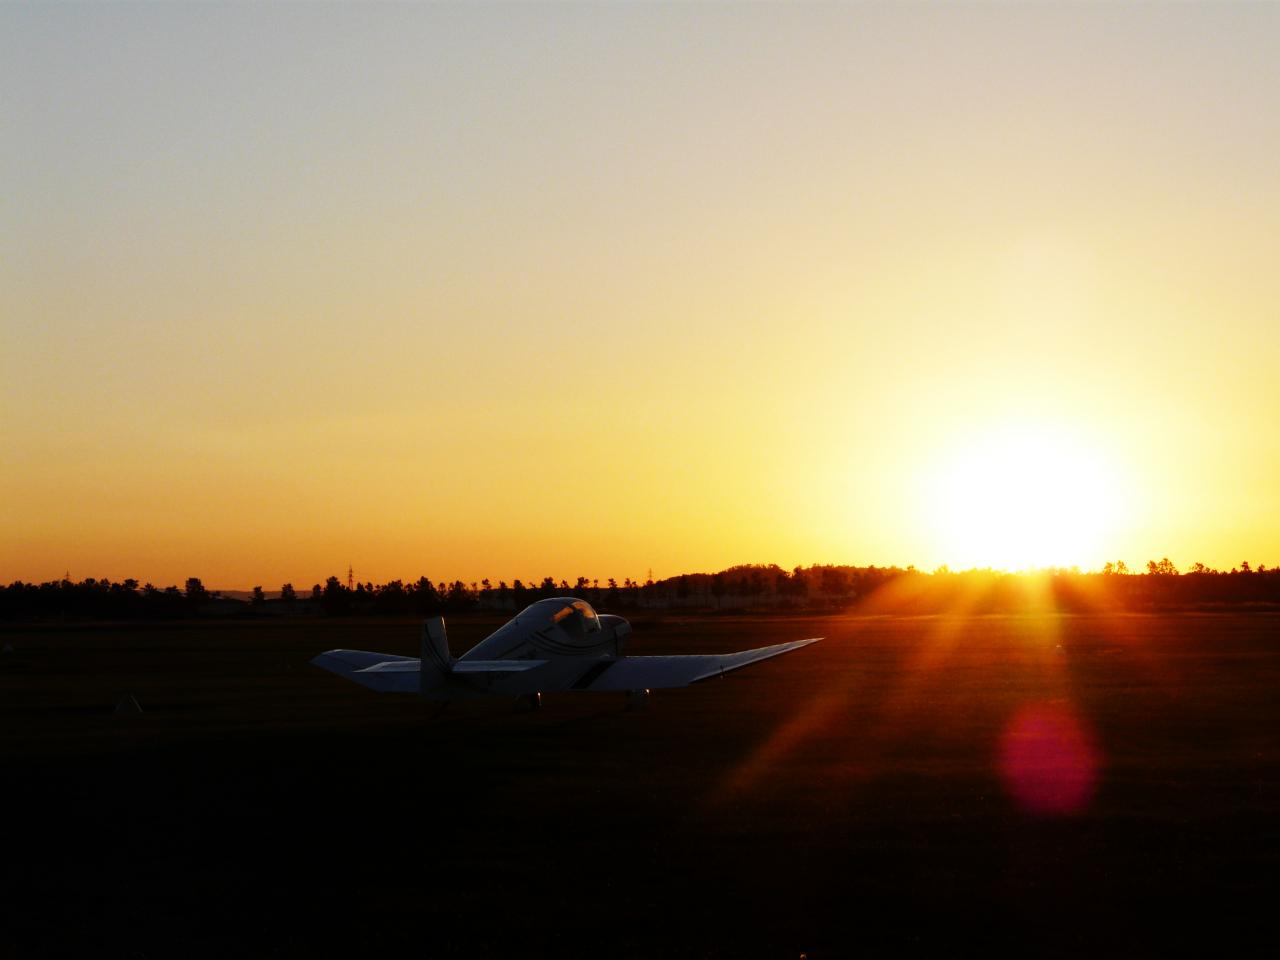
[2, 612, 1276, 958]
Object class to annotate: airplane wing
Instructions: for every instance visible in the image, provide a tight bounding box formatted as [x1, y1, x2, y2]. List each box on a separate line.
[574, 637, 820, 691]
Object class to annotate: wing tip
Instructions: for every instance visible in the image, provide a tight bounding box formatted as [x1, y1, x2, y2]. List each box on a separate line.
[780, 637, 821, 651]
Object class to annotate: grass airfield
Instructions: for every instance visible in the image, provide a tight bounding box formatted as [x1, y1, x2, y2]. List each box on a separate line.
[2, 612, 1276, 957]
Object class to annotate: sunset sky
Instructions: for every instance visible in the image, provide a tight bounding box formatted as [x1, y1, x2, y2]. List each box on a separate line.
[4, 3, 1278, 588]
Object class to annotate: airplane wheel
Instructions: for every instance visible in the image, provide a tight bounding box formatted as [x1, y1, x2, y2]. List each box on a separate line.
[527, 691, 542, 711]
[626, 688, 651, 711]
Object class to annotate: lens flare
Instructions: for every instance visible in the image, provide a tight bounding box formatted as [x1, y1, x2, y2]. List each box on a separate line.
[998, 702, 1098, 816]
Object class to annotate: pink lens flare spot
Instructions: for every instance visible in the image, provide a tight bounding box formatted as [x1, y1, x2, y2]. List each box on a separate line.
[999, 702, 1099, 816]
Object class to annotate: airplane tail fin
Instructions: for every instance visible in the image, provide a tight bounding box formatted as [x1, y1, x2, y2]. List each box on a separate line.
[419, 616, 454, 698]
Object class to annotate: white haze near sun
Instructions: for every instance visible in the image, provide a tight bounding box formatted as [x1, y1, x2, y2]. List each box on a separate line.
[922, 422, 1127, 572]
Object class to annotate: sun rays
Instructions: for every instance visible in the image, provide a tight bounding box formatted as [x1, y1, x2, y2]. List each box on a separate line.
[709, 573, 1130, 818]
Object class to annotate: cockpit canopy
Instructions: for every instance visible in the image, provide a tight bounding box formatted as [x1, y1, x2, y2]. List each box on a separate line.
[513, 597, 603, 644]
[549, 598, 601, 634]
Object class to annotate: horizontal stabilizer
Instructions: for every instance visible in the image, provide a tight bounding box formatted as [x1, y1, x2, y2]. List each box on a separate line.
[310, 647, 552, 694]
[311, 649, 411, 674]
[453, 660, 548, 674]
[352, 659, 548, 676]
[311, 649, 419, 693]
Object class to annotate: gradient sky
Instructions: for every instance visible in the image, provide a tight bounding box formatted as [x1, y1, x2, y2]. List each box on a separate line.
[4, 3, 1278, 587]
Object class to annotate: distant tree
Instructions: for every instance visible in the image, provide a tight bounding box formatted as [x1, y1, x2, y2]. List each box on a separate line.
[710, 573, 725, 609]
[311, 584, 322, 603]
[1241, 561, 1252, 574]
[373, 579, 407, 615]
[790, 566, 811, 601]
[185, 577, 208, 605]
[410, 577, 439, 614]
[159, 586, 179, 609]
[322, 575, 349, 616]
[819, 567, 845, 598]
[446, 580, 471, 608]
[251, 586, 265, 606]
[280, 583, 297, 603]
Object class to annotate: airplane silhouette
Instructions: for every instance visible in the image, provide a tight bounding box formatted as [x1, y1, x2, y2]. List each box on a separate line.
[312, 597, 819, 707]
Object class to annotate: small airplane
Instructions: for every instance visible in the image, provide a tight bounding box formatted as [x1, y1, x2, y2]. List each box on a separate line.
[312, 597, 819, 707]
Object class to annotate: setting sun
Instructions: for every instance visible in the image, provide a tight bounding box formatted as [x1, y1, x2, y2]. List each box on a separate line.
[925, 423, 1123, 571]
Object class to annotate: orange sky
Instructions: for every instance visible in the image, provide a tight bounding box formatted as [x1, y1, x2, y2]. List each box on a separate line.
[3, 4, 1278, 587]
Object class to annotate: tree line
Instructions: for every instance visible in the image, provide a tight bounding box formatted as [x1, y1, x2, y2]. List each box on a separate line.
[3, 560, 1280, 620]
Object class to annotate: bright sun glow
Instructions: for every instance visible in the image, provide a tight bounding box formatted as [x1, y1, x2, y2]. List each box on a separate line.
[925, 422, 1122, 571]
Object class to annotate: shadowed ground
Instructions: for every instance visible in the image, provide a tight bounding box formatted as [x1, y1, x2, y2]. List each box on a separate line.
[2, 613, 1276, 957]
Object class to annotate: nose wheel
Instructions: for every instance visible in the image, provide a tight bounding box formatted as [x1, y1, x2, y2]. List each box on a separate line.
[626, 688, 651, 710]
[526, 691, 542, 711]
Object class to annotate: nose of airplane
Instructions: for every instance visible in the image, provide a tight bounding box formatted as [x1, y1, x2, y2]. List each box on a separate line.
[600, 614, 631, 640]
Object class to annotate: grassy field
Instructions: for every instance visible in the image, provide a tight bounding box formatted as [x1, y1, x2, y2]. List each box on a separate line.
[2, 612, 1276, 957]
